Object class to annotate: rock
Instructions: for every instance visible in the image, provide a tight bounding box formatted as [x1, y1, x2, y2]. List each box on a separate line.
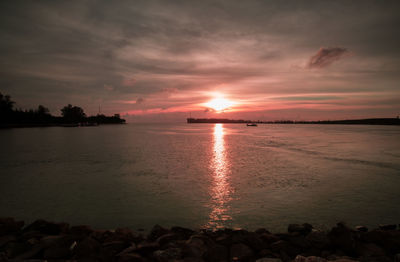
[306, 230, 329, 250]
[23, 219, 68, 235]
[72, 236, 101, 259]
[136, 241, 160, 255]
[361, 229, 400, 254]
[156, 233, 181, 247]
[230, 243, 254, 261]
[148, 225, 170, 241]
[203, 243, 228, 262]
[356, 242, 386, 257]
[114, 227, 143, 243]
[117, 244, 137, 256]
[259, 233, 281, 245]
[294, 255, 327, 262]
[118, 253, 146, 262]
[255, 228, 271, 235]
[3, 241, 31, 258]
[355, 226, 368, 232]
[153, 247, 182, 262]
[229, 230, 267, 252]
[379, 224, 397, 231]
[270, 240, 300, 258]
[42, 235, 76, 259]
[43, 246, 71, 259]
[287, 235, 310, 249]
[288, 223, 313, 236]
[102, 240, 131, 257]
[0, 217, 24, 236]
[327, 223, 356, 256]
[69, 225, 93, 237]
[256, 258, 283, 262]
[0, 235, 17, 247]
[184, 234, 212, 258]
[171, 226, 195, 239]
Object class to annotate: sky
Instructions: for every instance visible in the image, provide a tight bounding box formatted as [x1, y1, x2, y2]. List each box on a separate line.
[0, 0, 399, 122]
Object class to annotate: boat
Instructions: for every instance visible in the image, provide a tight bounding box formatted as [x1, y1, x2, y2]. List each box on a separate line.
[246, 123, 258, 126]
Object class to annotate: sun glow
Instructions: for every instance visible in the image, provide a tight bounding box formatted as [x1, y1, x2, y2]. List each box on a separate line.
[205, 96, 235, 112]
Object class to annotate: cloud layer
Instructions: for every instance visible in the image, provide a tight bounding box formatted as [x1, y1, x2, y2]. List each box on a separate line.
[0, 0, 399, 121]
[308, 47, 349, 69]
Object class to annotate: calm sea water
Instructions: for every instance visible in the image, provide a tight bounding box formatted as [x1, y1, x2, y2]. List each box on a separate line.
[1, 123, 400, 232]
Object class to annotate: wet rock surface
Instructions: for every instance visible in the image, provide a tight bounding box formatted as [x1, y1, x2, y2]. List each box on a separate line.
[1, 218, 400, 261]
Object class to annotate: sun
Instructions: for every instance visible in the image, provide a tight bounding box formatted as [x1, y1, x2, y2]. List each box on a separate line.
[205, 96, 235, 112]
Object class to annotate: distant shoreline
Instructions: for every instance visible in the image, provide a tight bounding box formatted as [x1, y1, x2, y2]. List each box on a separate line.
[187, 117, 400, 125]
[0, 122, 125, 129]
[1, 217, 399, 261]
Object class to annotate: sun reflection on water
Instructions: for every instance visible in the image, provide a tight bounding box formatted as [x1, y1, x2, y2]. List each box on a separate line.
[207, 123, 233, 229]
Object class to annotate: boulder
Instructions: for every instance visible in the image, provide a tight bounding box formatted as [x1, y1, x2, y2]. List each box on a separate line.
[117, 244, 137, 256]
[288, 224, 313, 236]
[118, 253, 146, 262]
[148, 225, 170, 241]
[72, 236, 101, 259]
[259, 233, 281, 245]
[379, 224, 397, 231]
[230, 243, 254, 261]
[355, 226, 368, 232]
[69, 225, 93, 237]
[306, 230, 329, 250]
[0, 217, 24, 236]
[135, 241, 160, 255]
[0, 235, 17, 247]
[256, 258, 283, 262]
[171, 226, 195, 239]
[184, 234, 213, 258]
[23, 219, 68, 235]
[255, 228, 271, 235]
[356, 242, 386, 258]
[203, 243, 228, 262]
[327, 223, 356, 256]
[270, 240, 300, 258]
[102, 240, 131, 257]
[156, 233, 181, 247]
[153, 247, 182, 262]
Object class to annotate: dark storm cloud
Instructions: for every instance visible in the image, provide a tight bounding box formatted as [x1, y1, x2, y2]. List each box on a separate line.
[308, 47, 349, 69]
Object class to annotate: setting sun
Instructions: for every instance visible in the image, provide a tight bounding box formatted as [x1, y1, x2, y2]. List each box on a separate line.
[205, 97, 235, 112]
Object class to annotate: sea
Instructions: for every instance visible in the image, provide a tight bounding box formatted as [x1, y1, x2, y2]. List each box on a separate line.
[1, 123, 400, 232]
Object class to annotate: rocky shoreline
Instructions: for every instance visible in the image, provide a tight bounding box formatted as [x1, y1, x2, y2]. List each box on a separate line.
[1, 218, 400, 262]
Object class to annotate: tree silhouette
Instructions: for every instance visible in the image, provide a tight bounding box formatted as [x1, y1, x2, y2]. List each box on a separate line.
[0, 92, 15, 113]
[37, 105, 50, 115]
[61, 104, 86, 123]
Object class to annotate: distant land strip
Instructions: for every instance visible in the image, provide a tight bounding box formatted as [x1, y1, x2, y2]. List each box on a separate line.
[187, 118, 400, 125]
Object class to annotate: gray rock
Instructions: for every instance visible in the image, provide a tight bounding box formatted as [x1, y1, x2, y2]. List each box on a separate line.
[294, 255, 327, 262]
[148, 225, 170, 241]
[355, 226, 368, 232]
[306, 230, 329, 249]
[118, 253, 146, 262]
[327, 223, 356, 256]
[379, 224, 397, 230]
[0, 217, 24, 236]
[230, 243, 253, 261]
[153, 247, 182, 262]
[256, 258, 283, 262]
[73, 236, 101, 259]
[288, 223, 313, 235]
[23, 219, 68, 235]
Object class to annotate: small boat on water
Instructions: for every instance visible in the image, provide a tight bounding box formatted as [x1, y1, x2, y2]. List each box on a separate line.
[246, 123, 258, 126]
